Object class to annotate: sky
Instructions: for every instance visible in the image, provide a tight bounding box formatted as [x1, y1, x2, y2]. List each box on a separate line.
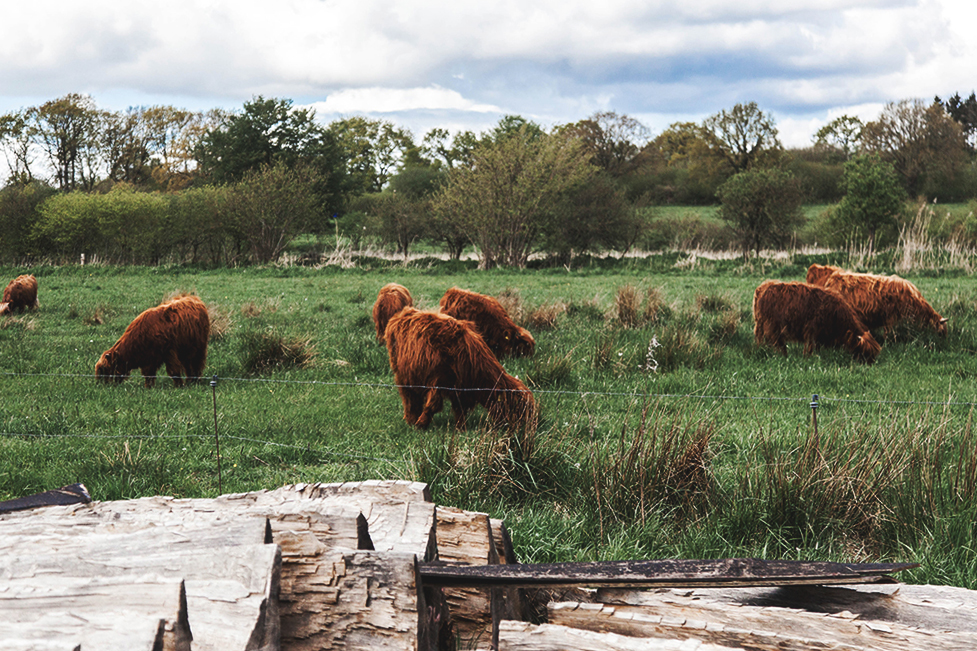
[1, 0, 975, 148]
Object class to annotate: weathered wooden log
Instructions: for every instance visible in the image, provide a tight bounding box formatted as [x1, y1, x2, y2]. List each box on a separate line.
[434, 506, 504, 650]
[0, 538, 280, 651]
[274, 481, 437, 559]
[491, 517, 528, 625]
[0, 482, 90, 513]
[599, 583, 977, 634]
[0, 513, 273, 552]
[0, 576, 191, 651]
[279, 550, 440, 651]
[547, 597, 977, 651]
[498, 620, 739, 651]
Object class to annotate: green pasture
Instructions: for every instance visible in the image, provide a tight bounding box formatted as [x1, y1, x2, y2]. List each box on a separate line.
[2, 257, 977, 589]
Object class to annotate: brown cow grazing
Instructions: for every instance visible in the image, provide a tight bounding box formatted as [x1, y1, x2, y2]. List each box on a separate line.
[0, 275, 39, 315]
[96, 294, 210, 387]
[753, 280, 881, 364]
[372, 283, 413, 342]
[384, 307, 537, 430]
[438, 287, 535, 358]
[806, 263, 947, 337]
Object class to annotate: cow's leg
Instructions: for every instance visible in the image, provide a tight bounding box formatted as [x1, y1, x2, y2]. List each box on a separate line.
[415, 389, 443, 429]
[141, 367, 157, 388]
[165, 351, 186, 388]
[446, 392, 468, 430]
[400, 388, 423, 426]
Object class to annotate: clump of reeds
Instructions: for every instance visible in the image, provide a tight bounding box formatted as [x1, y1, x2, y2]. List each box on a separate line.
[584, 400, 714, 536]
[206, 304, 233, 341]
[238, 328, 316, 375]
[525, 302, 567, 330]
[613, 284, 671, 328]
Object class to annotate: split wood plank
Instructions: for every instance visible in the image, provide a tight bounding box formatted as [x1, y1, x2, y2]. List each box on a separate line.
[435, 506, 503, 650]
[599, 583, 977, 635]
[547, 597, 977, 651]
[419, 558, 915, 589]
[0, 540, 280, 651]
[0, 575, 191, 651]
[0, 514, 273, 553]
[273, 481, 437, 559]
[498, 620, 741, 651]
[279, 550, 440, 651]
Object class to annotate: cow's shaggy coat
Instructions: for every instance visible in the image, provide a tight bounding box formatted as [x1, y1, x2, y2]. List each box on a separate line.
[384, 307, 536, 430]
[0, 275, 38, 315]
[372, 283, 413, 342]
[753, 280, 881, 363]
[96, 294, 210, 387]
[438, 287, 535, 358]
[806, 264, 947, 337]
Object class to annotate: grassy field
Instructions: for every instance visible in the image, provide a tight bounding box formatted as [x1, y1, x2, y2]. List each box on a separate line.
[2, 254, 977, 589]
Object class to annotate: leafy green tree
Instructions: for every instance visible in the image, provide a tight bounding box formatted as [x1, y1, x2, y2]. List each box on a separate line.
[814, 115, 864, 161]
[224, 161, 323, 263]
[559, 111, 649, 177]
[102, 108, 155, 187]
[31, 94, 102, 191]
[359, 191, 428, 260]
[420, 127, 479, 170]
[434, 124, 611, 268]
[717, 168, 804, 257]
[0, 110, 38, 183]
[328, 116, 415, 194]
[936, 92, 977, 150]
[197, 97, 347, 216]
[860, 99, 968, 197]
[829, 154, 907, 249]
[701, 102, 783, 174]
[0, 180, 55, 261]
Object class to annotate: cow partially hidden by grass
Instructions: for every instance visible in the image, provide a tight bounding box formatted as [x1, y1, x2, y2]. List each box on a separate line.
[96, 294, 210, 387]
[753, 280, 881, 364]
[372, 283, 413, 342]
[806, 264, 947, 337]
[0, 275, 38, 315]
[438, 287, 535, 358]
[384, 307, 537, 430]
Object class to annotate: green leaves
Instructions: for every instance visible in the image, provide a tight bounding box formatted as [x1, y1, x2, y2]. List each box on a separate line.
[717, 168, 804, 257]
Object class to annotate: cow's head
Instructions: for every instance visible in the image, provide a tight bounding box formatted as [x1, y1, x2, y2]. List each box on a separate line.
[95, 351, 128, 383]
[806, 264, 840, 286]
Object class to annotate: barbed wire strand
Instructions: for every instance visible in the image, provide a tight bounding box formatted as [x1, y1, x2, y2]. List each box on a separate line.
[2, 369, 975, 407]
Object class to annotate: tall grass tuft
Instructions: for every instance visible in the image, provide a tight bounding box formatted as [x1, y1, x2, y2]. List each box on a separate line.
[238, 327, 316, 375]
[414, 419, 572, 506]
[207, 304, 233, 341]
[614, 284, 641, 328]
[525, 302, 567, 330]
[584, 400, 713, 539]
[496, 287, 526, 324]
[526, 350, 578, 389]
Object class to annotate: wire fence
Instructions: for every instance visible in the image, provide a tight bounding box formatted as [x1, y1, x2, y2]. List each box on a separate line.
[1, 369, 975, 484]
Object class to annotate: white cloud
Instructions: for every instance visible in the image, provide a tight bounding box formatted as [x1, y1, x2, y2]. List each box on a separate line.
[0, 0, 973, 149]
[305, 87, 502, 115]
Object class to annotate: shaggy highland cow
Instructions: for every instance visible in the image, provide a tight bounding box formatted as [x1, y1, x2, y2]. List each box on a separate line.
[372, 283, 413, 342]
[0, 274, 38, 315]
[806, 263, 947, 337]
[753, 280, 881, 364]
[96, 294, 210, 387]
[438, 287, 535, 358]
[384, 307, 537, 430]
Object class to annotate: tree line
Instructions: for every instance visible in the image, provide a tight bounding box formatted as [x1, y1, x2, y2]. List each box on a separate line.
[1, 92, 975, 265]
